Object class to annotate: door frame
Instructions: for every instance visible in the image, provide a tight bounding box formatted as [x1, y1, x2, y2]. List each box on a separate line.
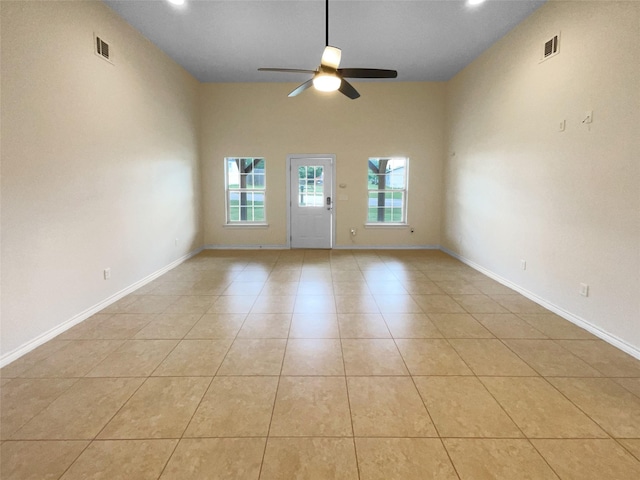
[286, 154, 337, 249]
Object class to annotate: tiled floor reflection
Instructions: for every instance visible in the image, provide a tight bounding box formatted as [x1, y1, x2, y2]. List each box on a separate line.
[2, 249, 640, 479]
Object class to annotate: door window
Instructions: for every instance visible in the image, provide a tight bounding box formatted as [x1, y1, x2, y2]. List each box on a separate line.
[297, 166, 324, 207]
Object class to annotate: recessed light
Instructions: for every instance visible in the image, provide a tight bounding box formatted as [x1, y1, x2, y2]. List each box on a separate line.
[468, 0, 486, 5]
[167, 0, 185, 6]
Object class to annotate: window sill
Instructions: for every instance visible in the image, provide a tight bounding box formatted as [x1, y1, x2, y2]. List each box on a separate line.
[223, 223, 269, 228]
[364, 223, 409, 228]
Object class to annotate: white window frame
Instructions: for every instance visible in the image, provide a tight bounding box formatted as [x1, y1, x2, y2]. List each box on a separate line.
[365, 157, 409, 226]
[224, 157, 267, 225]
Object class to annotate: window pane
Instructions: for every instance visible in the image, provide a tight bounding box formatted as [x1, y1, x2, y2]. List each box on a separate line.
[240, 158, 253, 171]
[225, 157, 266, 223]
[366, 157, 407, 223]
[245, 206, 255, 221]
[250, 173, 265, 189]
[368, 173, 384, 190]
[298, 165, 324, 207]
[227, 159, 240, 188]
[229, 206, 240, 222]
[368, 159, 380, 173]
[309, 192, 323, 206]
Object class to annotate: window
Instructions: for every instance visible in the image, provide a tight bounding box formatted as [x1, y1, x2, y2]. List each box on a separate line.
[367, 157, 408, 224]
[225, 157, 266, 223]
[297, 165, 325, 207]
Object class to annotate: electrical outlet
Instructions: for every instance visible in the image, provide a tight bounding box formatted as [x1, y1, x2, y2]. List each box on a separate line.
[521, 259, 527, 270]
[580, 283, 589, 297]
[103, 268, 111, 280]
[350, 228, 357, 236]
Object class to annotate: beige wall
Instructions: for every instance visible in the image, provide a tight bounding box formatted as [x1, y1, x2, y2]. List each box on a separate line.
[1, 1, 201, 358]
[3, 0, 638, 362]
[444, 1, 640, 351]
[200, 82, 445, 248]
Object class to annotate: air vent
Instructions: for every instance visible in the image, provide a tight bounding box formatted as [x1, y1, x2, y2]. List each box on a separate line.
[540, 33, 560, 62]
[96, 37, 109, 59]
[544, 36, 557, 57]
[94, 34, 113, 64]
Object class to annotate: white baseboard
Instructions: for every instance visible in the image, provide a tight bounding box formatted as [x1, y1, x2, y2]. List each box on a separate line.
[441, 247, 640, 361]
[334, 244, 441, 250]
[0, 247, 203, 368]
[204, 244, 441, 251]
[203, 244, 289, 250]
[5, 245, 638, 367]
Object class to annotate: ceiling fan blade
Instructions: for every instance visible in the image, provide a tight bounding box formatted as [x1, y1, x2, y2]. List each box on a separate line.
[259, 68, 316, 74]
[338, 68, 398, 79]
[320, 46, 342, 69]
[288, 79, 314, 97]
[338, 79, 360, 99]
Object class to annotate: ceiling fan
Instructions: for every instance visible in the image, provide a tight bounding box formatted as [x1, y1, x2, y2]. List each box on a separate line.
[258, 0, 398, 99]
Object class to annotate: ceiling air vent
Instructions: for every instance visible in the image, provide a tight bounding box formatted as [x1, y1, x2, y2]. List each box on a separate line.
[94, 34, 113, 64]
[540, 33, 560, 62]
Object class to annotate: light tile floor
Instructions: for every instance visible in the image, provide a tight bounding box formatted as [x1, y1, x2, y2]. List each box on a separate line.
[2, 249, 640, 479]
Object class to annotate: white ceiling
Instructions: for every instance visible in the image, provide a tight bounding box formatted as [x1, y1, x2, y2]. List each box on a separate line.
[103, 0, 546, 83]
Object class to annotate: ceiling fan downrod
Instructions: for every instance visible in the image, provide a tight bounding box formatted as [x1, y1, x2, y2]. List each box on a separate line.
[325, 0, 329, 47]
[257, 0, 398, 99]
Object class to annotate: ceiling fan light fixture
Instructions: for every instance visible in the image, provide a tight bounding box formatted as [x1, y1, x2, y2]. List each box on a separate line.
[321, 46, 342, 69]
[258, 0, 396, 99]
[313, 72, 341, 92]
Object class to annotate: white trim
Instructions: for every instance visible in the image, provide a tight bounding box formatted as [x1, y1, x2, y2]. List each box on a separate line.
[206, 244, 441, 251]
[0, 247, 203, 368]
[222, 223, 269, 228]
[441, 247, 640, 361]
[367, 156, 409, 225]
[5, 243, 637, 368]
[364, 223, 410, 228]
[286, 154, 337, 249]
[204, 244, 288, 250]
[224, 157, 267, 225]
[333, 244, 440, 250]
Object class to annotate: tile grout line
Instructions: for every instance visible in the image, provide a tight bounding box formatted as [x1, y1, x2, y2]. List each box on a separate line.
[335, 259, 362, 480]
[155, 292, 255, 479]
[388, 317, 464, 480]
[451, 339, 564, 479]
[257, 252, 290, 480]
[431, 310, 545, 479]
[494, 335, 619, 441]
[1, 376, 82, 441]
[4, 250, 640, 478]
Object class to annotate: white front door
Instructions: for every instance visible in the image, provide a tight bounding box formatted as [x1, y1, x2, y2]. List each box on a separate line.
[289, 156, 334, 249]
